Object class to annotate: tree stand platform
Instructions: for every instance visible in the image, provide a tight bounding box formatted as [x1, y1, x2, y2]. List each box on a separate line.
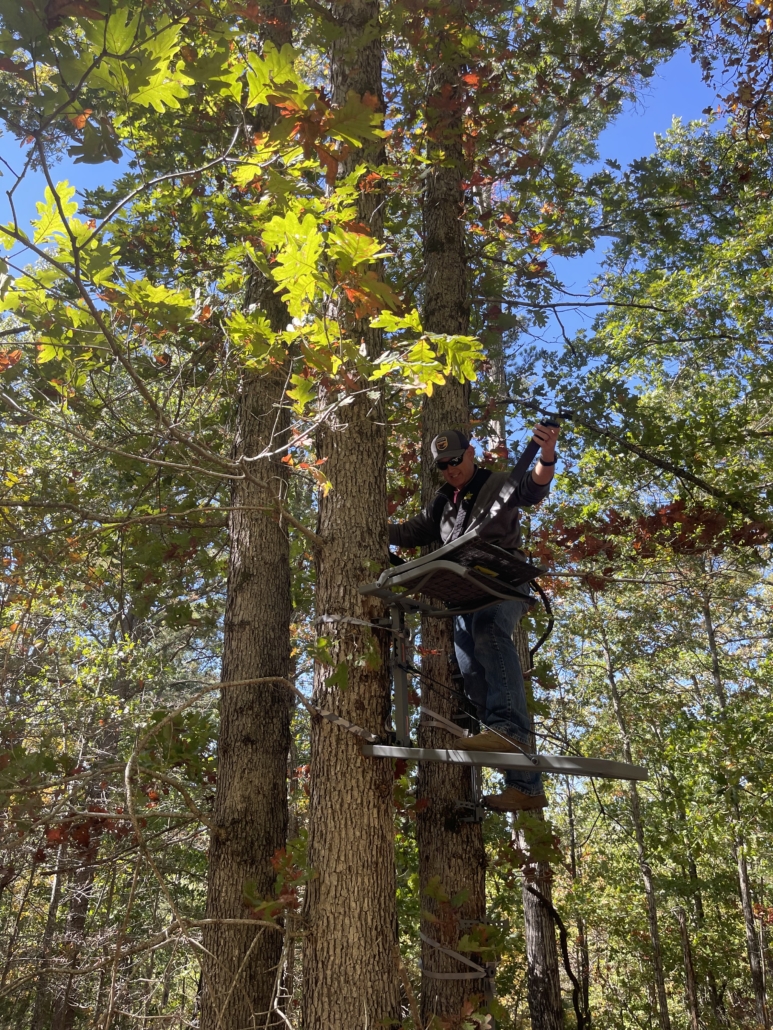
[358, 528, 648, 783]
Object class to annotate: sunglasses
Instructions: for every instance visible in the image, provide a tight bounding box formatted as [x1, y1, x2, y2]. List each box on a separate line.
[435, 455, 465, 471]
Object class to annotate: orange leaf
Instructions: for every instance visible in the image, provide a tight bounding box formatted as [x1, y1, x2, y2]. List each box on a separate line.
[0, 349, 22, 371]
[360, 171, 382, 193]
[68, 109, 92, 130]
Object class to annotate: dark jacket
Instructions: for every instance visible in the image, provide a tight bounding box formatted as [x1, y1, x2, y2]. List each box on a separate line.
[388, 465, 550, 553]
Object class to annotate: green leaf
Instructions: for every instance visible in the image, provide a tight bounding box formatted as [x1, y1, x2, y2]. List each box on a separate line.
[245, 42, 300, 108]
[287, 373, 317, 414]
[325, 661, 349, 691]
[31, 183, 78, 244]
[370, 308, 422, 332]
[325, 90, 385, 147]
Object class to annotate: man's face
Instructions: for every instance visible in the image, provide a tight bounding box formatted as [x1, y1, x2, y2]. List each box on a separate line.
[438, 445, 476, 489]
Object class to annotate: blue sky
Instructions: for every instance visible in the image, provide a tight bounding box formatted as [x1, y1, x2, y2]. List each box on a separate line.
[545, 47, 720, 339]
[2, 46, 719, 323]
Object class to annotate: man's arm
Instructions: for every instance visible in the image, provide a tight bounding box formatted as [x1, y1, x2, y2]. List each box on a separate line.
[531, 421, 559, 486]
[389, 507, 442, 550]
[507, 421, 561, 507]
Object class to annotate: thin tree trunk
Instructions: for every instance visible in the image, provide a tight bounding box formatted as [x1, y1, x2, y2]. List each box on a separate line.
[53, 842, 100, 1030]
[675, 907, 700, 1030]
[670, 769, 726, 1025]
[702, 598, 769, 1029]
[200, 7, 293, 1027]
[567, 779, 591, 1028]
[599, 621, 671, 1030]
[414, 4, 488, 1018]
[515, 623, 564, 1030]
[302, 3, 400, 1027]
[32, 844, 64, 1030]
[1, 861, 35, 991]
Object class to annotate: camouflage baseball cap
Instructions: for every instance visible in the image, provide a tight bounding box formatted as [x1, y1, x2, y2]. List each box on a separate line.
[430, 429, 470, 463]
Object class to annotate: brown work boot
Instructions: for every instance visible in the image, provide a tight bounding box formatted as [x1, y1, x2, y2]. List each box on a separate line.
[450, 729, 522, 753]
[483, 787, 548, 813]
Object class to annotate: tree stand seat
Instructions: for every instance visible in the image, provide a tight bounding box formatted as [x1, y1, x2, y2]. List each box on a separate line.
[357, 527, 648, 784]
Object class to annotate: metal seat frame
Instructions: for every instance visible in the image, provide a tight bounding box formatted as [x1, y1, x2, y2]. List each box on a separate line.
[357, 530, 648, 783]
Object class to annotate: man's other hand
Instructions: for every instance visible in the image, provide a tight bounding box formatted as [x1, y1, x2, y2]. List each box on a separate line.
[533, 421, 560, 461]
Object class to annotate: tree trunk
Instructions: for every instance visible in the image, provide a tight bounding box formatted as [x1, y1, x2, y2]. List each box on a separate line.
[567, 779, 591, 1028]
[702, 598, 769, 1029]
[53, 838, 101, 1030]
[200, 337, 293, 1030]
[416, 476, 487, 1026]
[671, 770, 726, 1025]
[200, 8, 293, 1027]
[302, 4, 400, 1027]
[515, 623, 564, 1030]
[675, 907, 700, 1030]
[32, 845, 64, 1030]
[599, 620, 672, 1030]
[414, 5, 488, 1019]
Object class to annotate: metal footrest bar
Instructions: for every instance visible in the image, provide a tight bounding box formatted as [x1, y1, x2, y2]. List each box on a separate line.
[362, 744, 648, 781]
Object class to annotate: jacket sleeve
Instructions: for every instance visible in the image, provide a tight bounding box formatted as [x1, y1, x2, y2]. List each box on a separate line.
[388, 506, 442, 549]
[506, 469, 551, 508]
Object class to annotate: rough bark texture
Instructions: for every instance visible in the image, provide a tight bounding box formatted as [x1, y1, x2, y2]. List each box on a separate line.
[675, 906, 700, 1030]
[414, 387, 486, 1021]
[32, 847, 63, 1030]
[200, 8, 293, 1025]
[417, 384, 486, 1025]
[702, 599, 769, 1029]
[416, 588, 487, 1026]
[201, 354, 293, 1030]
[302, 4, 400, 1028]
[600, 622, 671, 1030]
[566, 781, 591, 1028]
[53, 819, 105, 1030]
[515, 623, 564, 1030]
[414, 4, 488, 1018]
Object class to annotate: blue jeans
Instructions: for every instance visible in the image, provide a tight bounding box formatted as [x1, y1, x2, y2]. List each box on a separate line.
[454, 600, 543, 796]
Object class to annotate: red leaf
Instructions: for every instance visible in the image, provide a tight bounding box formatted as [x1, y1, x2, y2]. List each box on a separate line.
[314, 143, 339, 186]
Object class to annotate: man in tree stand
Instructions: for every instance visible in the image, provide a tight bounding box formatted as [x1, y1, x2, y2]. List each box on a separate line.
[389, 422, 560, 812]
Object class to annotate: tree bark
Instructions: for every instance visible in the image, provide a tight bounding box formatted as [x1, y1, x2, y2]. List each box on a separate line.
[32, 845, 64, 1030]
[566, 779, 591, 1028]
[670, 769, 726, 1025]
[599, 621, 672, 1030]
[200, 7, 293, 1027]
[414, 4, 488, 1019]
[515, 623, 564, 1030]
[417, 438, 487, 1026]
[302, 4, 400, 1027]
[675, 906, 700, 1030]
[702, 597, 769, 1029]
[200, 324, 293, 1030]
[53, 833, 102, 1030]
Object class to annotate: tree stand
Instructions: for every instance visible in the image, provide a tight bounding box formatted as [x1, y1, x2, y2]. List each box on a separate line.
[358, 527, 648, 784]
